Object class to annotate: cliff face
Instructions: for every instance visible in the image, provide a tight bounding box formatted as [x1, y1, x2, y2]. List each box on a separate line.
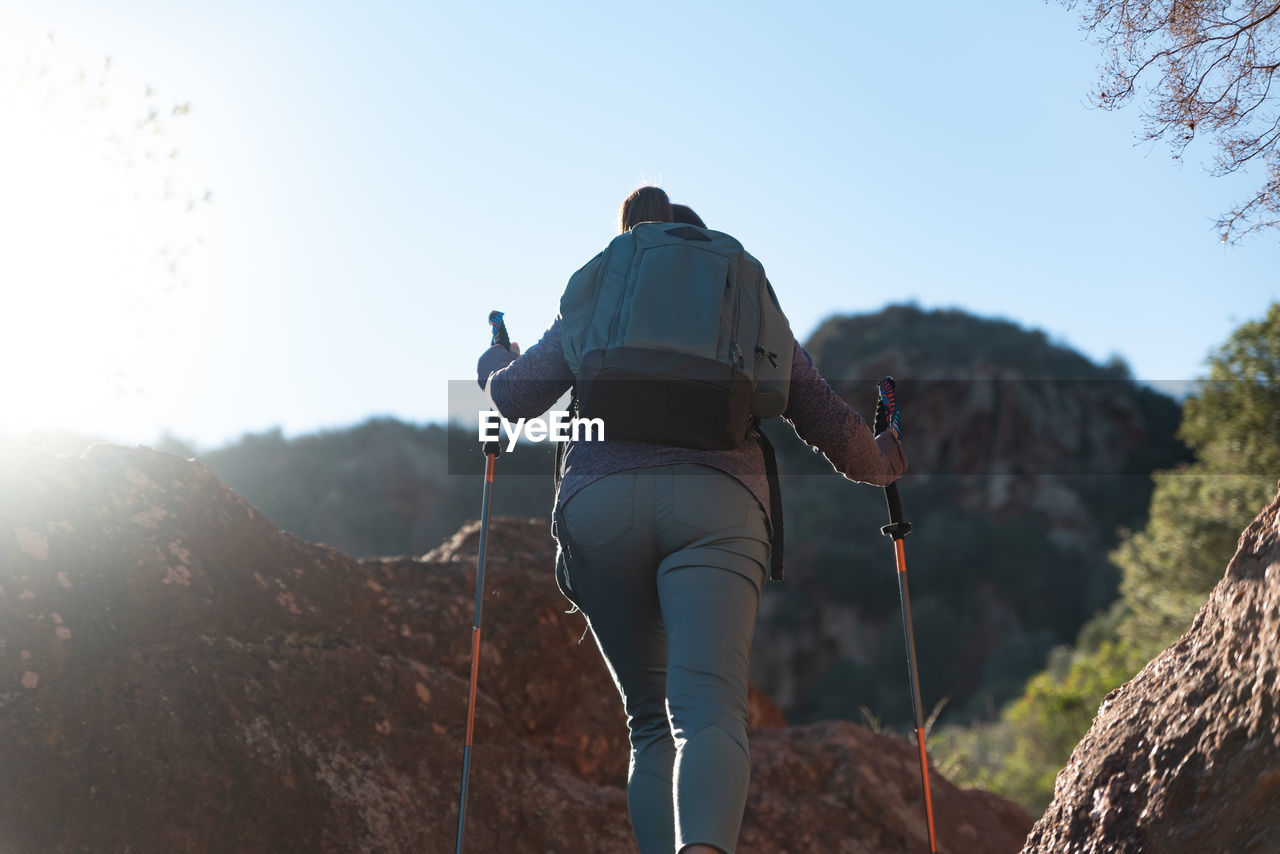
[1023, 481, 1280, 853]
[799, 305, 1184, 530]
[0, 442, 1032, 853]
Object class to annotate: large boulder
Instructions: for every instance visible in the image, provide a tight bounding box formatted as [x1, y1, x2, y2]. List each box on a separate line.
[1023, 481, 1280, 852]
[0, 442, 1031, 852]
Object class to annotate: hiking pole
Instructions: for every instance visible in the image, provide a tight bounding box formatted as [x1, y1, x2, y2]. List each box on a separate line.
[875, 376, 939, 854]
[455, 309, 510, 854]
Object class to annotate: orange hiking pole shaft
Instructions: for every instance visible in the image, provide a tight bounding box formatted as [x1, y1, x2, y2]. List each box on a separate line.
[455, 310, 510, 854]
[875, 377, 939, 853]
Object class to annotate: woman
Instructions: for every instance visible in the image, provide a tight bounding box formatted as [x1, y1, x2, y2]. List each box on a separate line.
[476, 186, 906, 854]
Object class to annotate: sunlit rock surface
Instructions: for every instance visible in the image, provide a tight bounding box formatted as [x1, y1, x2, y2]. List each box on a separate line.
[0, 443, 1030, 852]
[1024, 481, 1280, 853]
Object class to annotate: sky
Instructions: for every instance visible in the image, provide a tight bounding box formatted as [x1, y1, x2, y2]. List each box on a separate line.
[1, 1, 1277, 451]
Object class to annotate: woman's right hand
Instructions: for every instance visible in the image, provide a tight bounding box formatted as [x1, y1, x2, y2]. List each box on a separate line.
[874, 429, 908, 484]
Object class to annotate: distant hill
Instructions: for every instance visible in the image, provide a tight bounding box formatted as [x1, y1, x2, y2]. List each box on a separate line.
[198, 420, 544, 560]
[170, 304, 1189, 729]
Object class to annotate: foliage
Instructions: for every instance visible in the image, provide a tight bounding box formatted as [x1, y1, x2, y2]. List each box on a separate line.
[1064, 0, 1280, 241]
[1114, 467, 1275, 649]
[1180, 303, 1280, 472]
[932, 302, 1280, 813]
[933, 638, 1148, 813]
[1120, 304, 1280, 646]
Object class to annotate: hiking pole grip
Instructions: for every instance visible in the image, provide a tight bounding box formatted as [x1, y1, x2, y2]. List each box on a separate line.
[482, 310, 509, 457]
[489, 310, 511, 351]
[873, 375, 901, 439]
[876, 376, 911, 538]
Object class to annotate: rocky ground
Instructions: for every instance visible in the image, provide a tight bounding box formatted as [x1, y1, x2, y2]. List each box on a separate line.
[0, 442, 1032, 852]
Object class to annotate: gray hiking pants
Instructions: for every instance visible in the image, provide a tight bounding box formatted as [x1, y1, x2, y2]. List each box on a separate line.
[555, 463, 771, 854]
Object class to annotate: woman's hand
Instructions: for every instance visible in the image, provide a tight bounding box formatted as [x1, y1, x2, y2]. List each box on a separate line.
[874, 429, 908, 483]
[476, 342, 520, 390]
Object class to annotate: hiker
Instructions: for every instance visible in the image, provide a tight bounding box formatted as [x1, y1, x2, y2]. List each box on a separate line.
[475, 186, 907, 854]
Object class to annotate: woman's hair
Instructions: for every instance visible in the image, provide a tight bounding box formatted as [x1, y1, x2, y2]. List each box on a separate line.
[618, 185, 674, 232]
[670, 204, 706, 228]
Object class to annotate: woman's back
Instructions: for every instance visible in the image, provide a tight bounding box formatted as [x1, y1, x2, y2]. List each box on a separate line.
[474, 186, 905, 854]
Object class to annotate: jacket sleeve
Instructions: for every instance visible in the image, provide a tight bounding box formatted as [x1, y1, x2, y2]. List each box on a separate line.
[484, 317, 574, 420]
[782, 341, 907, 486]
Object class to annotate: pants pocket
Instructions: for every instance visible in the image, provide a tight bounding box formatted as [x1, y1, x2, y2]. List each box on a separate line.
[563, 473, 636, 548]
[671, 468, 751, 532]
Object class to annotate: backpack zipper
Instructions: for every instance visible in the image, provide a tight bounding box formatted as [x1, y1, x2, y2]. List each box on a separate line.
[753, 266, 768, 380]
[729, 248, 746, 371]
[606, 231, 638, 345]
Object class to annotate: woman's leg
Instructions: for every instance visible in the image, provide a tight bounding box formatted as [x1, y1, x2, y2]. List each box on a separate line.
[560, 471, 677, 854]
[658, 562, 763, 854]
[560, 465, 770, 854]
[655, 466, 771, 854]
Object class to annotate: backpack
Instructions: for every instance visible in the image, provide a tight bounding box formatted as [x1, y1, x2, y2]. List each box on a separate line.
[559, 222, 794, 449]
[556, 221, 793, 581]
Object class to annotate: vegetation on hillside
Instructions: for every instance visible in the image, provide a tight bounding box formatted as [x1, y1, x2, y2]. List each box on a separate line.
[933, 303, 1280, 813]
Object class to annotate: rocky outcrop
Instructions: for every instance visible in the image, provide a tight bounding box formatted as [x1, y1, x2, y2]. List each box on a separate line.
[1023, 481, 1280, 853]
[743, 721, 1032, 853]
[0, 442, 630, 852]
[0, 442, 1031, 852]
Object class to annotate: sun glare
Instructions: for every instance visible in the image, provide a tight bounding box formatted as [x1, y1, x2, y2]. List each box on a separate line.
[0, 40, 207, 441]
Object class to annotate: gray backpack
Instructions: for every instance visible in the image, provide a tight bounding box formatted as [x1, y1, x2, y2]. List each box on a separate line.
[559, 222, 794, 449]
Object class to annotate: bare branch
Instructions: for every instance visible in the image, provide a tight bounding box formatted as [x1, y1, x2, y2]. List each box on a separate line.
[1065, 0, 1280, 240]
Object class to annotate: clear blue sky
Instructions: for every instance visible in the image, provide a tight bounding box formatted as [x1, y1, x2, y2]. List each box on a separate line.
[3, 1, 1277, 450]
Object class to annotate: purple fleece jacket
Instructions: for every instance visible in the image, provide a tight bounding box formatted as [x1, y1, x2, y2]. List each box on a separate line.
[480, 317, 907, 531]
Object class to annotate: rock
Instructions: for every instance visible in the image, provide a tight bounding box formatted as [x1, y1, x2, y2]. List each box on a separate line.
[0, 444, 630, 853]
[0, 442, 1031, 852]
[1023, 481, 1280, 853]
[742, 721, 1033, 854]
